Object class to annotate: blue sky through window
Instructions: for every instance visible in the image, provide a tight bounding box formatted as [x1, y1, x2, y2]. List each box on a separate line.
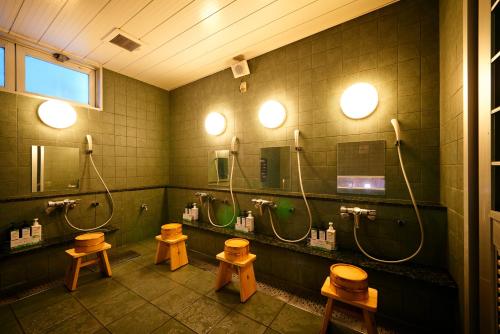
[0, 48, 4, 87]
[25, 56, 89, 104]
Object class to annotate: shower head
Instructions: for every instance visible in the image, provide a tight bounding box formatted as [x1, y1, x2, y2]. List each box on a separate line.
[390, 119, 401, 143]
[86, 134, 93, 154]
[294, 129, 302, 151]
[230, 136, 239, 154]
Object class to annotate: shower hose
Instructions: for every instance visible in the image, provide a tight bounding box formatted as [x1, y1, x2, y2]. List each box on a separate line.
[353, 141, 425, 263]
[268, 148, 312, 243]
[206, 152, 237, 228]
[64, 153, 114, 232]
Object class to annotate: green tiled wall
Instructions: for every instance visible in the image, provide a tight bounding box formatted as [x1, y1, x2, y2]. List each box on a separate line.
[169, 0, 439, 203]
[0, 69, 169, 197]
[0, 70, 170, 291]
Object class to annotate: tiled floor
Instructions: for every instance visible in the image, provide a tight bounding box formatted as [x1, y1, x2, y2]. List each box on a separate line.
[1, 239, 396, 334]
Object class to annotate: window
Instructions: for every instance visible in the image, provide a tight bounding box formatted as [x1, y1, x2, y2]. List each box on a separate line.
[0, 39, 14, 91]
[16, 45, 99, 107]
[25, 56, 89, 105]
[0, 47, 4, 87]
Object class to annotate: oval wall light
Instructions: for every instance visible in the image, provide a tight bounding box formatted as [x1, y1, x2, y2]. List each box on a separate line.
[340, 82, 378, 119]
[37, 99, 77, 129]
[259, 100, 286, 128]
[205, 111, 226, 135]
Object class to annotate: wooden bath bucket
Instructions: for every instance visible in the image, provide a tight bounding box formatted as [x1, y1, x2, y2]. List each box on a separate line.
[74, 232, 105, 253]
[224, 238, 250, 262]
[161, 223, 182, 240]
[329, 263, 369, 301]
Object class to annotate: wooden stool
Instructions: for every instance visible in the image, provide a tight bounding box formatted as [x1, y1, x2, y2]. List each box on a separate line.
[320, 277, 378, 334]
[154, 235, 189, 270]
[215, 251, 257, 302]
[64, 242, 112, 291]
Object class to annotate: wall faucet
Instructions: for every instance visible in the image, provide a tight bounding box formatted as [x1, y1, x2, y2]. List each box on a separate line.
[194, 192, 215, 205]
[48, 199, 79, 208]
[252, 199, 277, 216]
[340, 206, 376, 228]
[141, 204, 148, 211]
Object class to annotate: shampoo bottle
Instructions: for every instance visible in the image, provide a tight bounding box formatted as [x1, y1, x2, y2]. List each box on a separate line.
[236, 214, 242, 231]
[31, 218, 42, 244]
[21, 222, 31, 247]
[9, 224, 20, 249]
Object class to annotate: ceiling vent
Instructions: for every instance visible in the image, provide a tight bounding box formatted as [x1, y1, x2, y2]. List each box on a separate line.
[104, 29, 142, 52]
[231, 56, 250, 78]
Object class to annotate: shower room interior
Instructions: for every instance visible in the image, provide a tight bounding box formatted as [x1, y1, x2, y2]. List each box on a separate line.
[0, 0, 494, 333]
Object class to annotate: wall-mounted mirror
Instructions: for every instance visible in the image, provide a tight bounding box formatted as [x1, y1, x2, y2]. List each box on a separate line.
[32, 146, 80, 192]
[208, 150, 230, 185]
[260, 146, 290, 191]
[337, 140, 385, 195]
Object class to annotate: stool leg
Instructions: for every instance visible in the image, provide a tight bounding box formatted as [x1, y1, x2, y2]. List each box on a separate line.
[362, 310, 378, 334]
[215, 261, 232, 291]
[320, 298, 334, 334]
[155, 241, 169, 264]
[65, 258, 82, 291]
[99, 250, 112, 277]
[238, 264, 256, 302]
[178, 241, 189, 266]
[170, 242, 188, 271]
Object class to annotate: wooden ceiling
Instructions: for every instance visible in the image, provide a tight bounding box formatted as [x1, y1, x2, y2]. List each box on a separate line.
[0, 0, 396, 90]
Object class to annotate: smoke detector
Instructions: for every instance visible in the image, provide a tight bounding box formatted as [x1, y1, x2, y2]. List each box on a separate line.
[104, 29, 143, 52]
[231, 57, 250, 78]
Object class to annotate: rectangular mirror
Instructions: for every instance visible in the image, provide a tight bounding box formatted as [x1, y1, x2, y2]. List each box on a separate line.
[260, 146, 291, 191]
[208, 150, 230, 185]
[337, 140, 385, 195]
[32, 146, 80, 192]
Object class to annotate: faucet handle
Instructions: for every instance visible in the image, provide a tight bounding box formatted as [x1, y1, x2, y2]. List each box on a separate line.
[366, 209, 376, 220]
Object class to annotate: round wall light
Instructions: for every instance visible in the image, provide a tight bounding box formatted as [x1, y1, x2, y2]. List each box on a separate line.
[259, 100, 286, 128]
[340, 83, 378, 119]
[205, 111, 226, 135]
[37, 100, 77, 129]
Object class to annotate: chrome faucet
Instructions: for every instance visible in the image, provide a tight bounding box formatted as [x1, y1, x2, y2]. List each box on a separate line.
[340, 206, 376, 228]
[48, 199, 79, 208]
[252, 199, 277, 216]
[195, 192, 215, 205]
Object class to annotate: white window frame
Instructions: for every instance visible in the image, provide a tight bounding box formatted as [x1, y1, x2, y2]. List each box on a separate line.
[16, 45, 99, 108]
[0, 39, 15, 92]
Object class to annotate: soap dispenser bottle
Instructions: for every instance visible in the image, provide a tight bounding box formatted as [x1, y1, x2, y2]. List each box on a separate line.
[326, 222, 336, 249]
[246, 211, 254, 232]
[31, 218, 42, 244]
[191, 203, 199, 221]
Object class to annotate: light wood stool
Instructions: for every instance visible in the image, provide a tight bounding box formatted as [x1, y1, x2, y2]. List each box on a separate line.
[215, 251, 257, 302]
[320, 277, 378, 334]
[154, 235, 189, 270]
[64, 242, 112, 291]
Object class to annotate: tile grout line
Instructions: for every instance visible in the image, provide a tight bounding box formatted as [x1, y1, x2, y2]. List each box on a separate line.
[67, 295, 109, 333]
[8, 303, 26, 334]
[102, 275, 175, 331]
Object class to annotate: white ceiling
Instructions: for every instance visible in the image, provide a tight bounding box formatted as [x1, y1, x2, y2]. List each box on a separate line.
[0, 0, 396, 91]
